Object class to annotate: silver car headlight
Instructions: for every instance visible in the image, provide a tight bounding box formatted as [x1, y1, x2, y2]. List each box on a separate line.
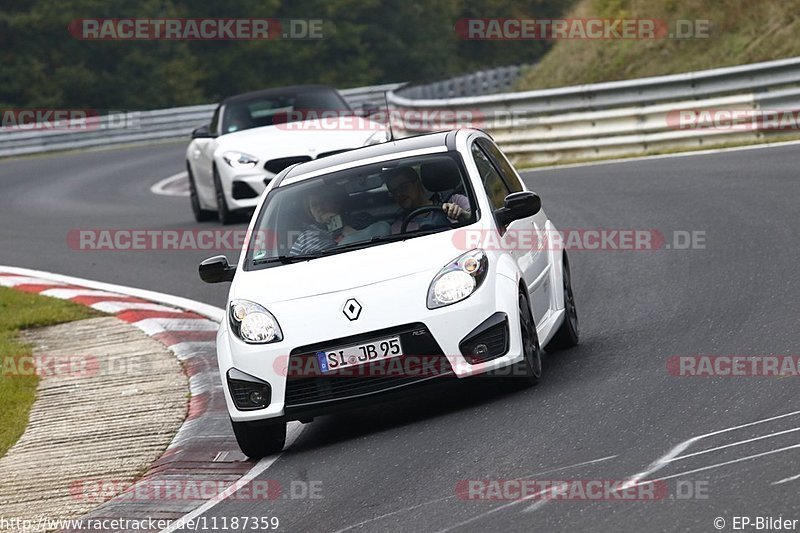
[427, 250, 488, 309]
[229, 300, 283, 344]
[363, 129, 390, 146]
[222, 151, 259, 169]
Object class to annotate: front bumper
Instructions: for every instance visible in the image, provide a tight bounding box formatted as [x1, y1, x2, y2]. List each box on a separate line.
[217, 270, 524, 422]
[217, 166, 273, 211]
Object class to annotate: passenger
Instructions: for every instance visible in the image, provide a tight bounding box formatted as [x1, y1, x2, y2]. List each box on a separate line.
[289, 187, 389, 255]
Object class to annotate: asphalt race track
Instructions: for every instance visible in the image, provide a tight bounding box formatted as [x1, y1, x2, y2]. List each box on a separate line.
[1, 143, 799, 532]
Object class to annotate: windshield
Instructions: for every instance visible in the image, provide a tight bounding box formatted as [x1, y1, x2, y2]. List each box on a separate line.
[245, 152, 477, 269]
[221, 87, 352, 134]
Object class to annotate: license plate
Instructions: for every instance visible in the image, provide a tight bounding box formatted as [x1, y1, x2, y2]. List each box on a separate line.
[316, 336, 403, 373]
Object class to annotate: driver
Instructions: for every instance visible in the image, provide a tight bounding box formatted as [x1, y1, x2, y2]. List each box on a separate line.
[384, 167, 471, 234]
[225, 106, 252, 133]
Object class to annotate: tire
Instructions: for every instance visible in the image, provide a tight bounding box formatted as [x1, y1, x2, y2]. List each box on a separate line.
[231, 419, 286, 459]
[213, 166, 236, 225]
[549, 251, 579, 349]
[513, 290, 543, 387]
[187, 163, 216, 222]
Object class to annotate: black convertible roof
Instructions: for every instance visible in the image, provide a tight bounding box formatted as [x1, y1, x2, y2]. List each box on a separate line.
[279, 130, 460, 184]
[221, 85, 342, 105]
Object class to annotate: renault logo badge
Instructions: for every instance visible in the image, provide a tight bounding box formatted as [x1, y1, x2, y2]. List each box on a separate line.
[343, 298, 362, 321]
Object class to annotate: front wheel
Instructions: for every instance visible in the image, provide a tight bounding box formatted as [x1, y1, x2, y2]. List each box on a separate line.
[513, 291, 543, 386]
[549, 251, 579, 349]
[213, 167, 236, 225]
[231, 419, 286, 459]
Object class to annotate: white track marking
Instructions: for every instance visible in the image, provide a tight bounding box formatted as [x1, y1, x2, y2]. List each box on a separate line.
[646, 443, 800, 485]
[523, 414, 800, 515]
[0, 266, 223, 321]
[0, 266, 306, 533]
[38, 288, 124, 299]
[523, 138, 800, 173]
[158, 421, 305, 533]
[619, 439, 699, 491]
[694, 409, 800, 439]
[331, 455, 617, 533]
[668, 426, 800, 463]
[89, 301, 183, 314]
[0, 276, 66, 287]
[621, 409, 800, 490]
[151, 171, 190, 197]
[772, 473, 800, 485]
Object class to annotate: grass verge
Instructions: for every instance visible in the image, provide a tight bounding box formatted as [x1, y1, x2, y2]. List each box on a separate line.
[0, 287, 100, 457]
[516, 0, 800, 91]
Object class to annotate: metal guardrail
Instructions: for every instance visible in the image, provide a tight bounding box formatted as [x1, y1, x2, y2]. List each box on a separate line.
[7, 57, 800, 164]
[0, 83, 403, 158]
[386, 57, 800, 165]
[396, 65, 528, 99]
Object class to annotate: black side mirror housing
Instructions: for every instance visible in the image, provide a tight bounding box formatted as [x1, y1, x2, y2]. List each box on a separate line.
[496, 191, 542, 226]
[199, 255, 236, 283]
[191, 124, 215, 139]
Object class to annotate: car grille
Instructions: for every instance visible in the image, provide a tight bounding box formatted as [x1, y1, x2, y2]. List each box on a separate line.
[264, 156, 312, 174]
[285, 323, 453, 408]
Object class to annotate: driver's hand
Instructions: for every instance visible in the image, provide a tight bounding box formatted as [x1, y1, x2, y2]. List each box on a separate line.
[442, 203, 469, 221]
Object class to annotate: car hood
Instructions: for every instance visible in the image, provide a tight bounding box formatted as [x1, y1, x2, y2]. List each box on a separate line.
[214, 117, 384, 160]
[232, 230, 467, 304]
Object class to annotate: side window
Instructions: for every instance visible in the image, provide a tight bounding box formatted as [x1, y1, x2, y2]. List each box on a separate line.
[471, 142, 510, 210]
[477, 138, 524, 193]
[209, 105, 221, 135]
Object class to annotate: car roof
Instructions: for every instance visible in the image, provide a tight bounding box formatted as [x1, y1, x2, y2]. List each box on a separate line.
[279, 130, 462, 185]
[221, 85, 342, 105]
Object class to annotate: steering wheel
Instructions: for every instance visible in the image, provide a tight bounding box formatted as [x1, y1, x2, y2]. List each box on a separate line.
[400, 206, 450, 234]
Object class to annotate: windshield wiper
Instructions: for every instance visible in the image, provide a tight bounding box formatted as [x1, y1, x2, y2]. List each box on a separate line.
[252, 252, 328, 265]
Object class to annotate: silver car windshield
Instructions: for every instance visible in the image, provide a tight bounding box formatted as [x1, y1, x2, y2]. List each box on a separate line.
[245, 153, 477, 269]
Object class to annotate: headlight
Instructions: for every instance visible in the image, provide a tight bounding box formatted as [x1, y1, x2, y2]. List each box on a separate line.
[222, 151, 259, 169]
[229, 300, 283, 344]
[427, 250, 488, 309]
[363, 129, 390, 146]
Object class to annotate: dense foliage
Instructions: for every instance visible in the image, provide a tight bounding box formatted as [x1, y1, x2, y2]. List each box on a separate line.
[0, 0, 571, 108]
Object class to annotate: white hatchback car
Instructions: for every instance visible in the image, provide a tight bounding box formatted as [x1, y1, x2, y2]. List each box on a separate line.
[199, 129, 579, 458]
[186, 85, 387, 224]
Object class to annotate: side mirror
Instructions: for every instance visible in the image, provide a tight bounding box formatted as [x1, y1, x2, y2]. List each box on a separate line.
[191, 124, 215, 139]
[199, 255, 236, 283]
[496, 191, 541, 226]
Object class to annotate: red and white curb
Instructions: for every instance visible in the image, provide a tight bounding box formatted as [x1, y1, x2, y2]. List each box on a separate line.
[0, 266, 302, 531]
